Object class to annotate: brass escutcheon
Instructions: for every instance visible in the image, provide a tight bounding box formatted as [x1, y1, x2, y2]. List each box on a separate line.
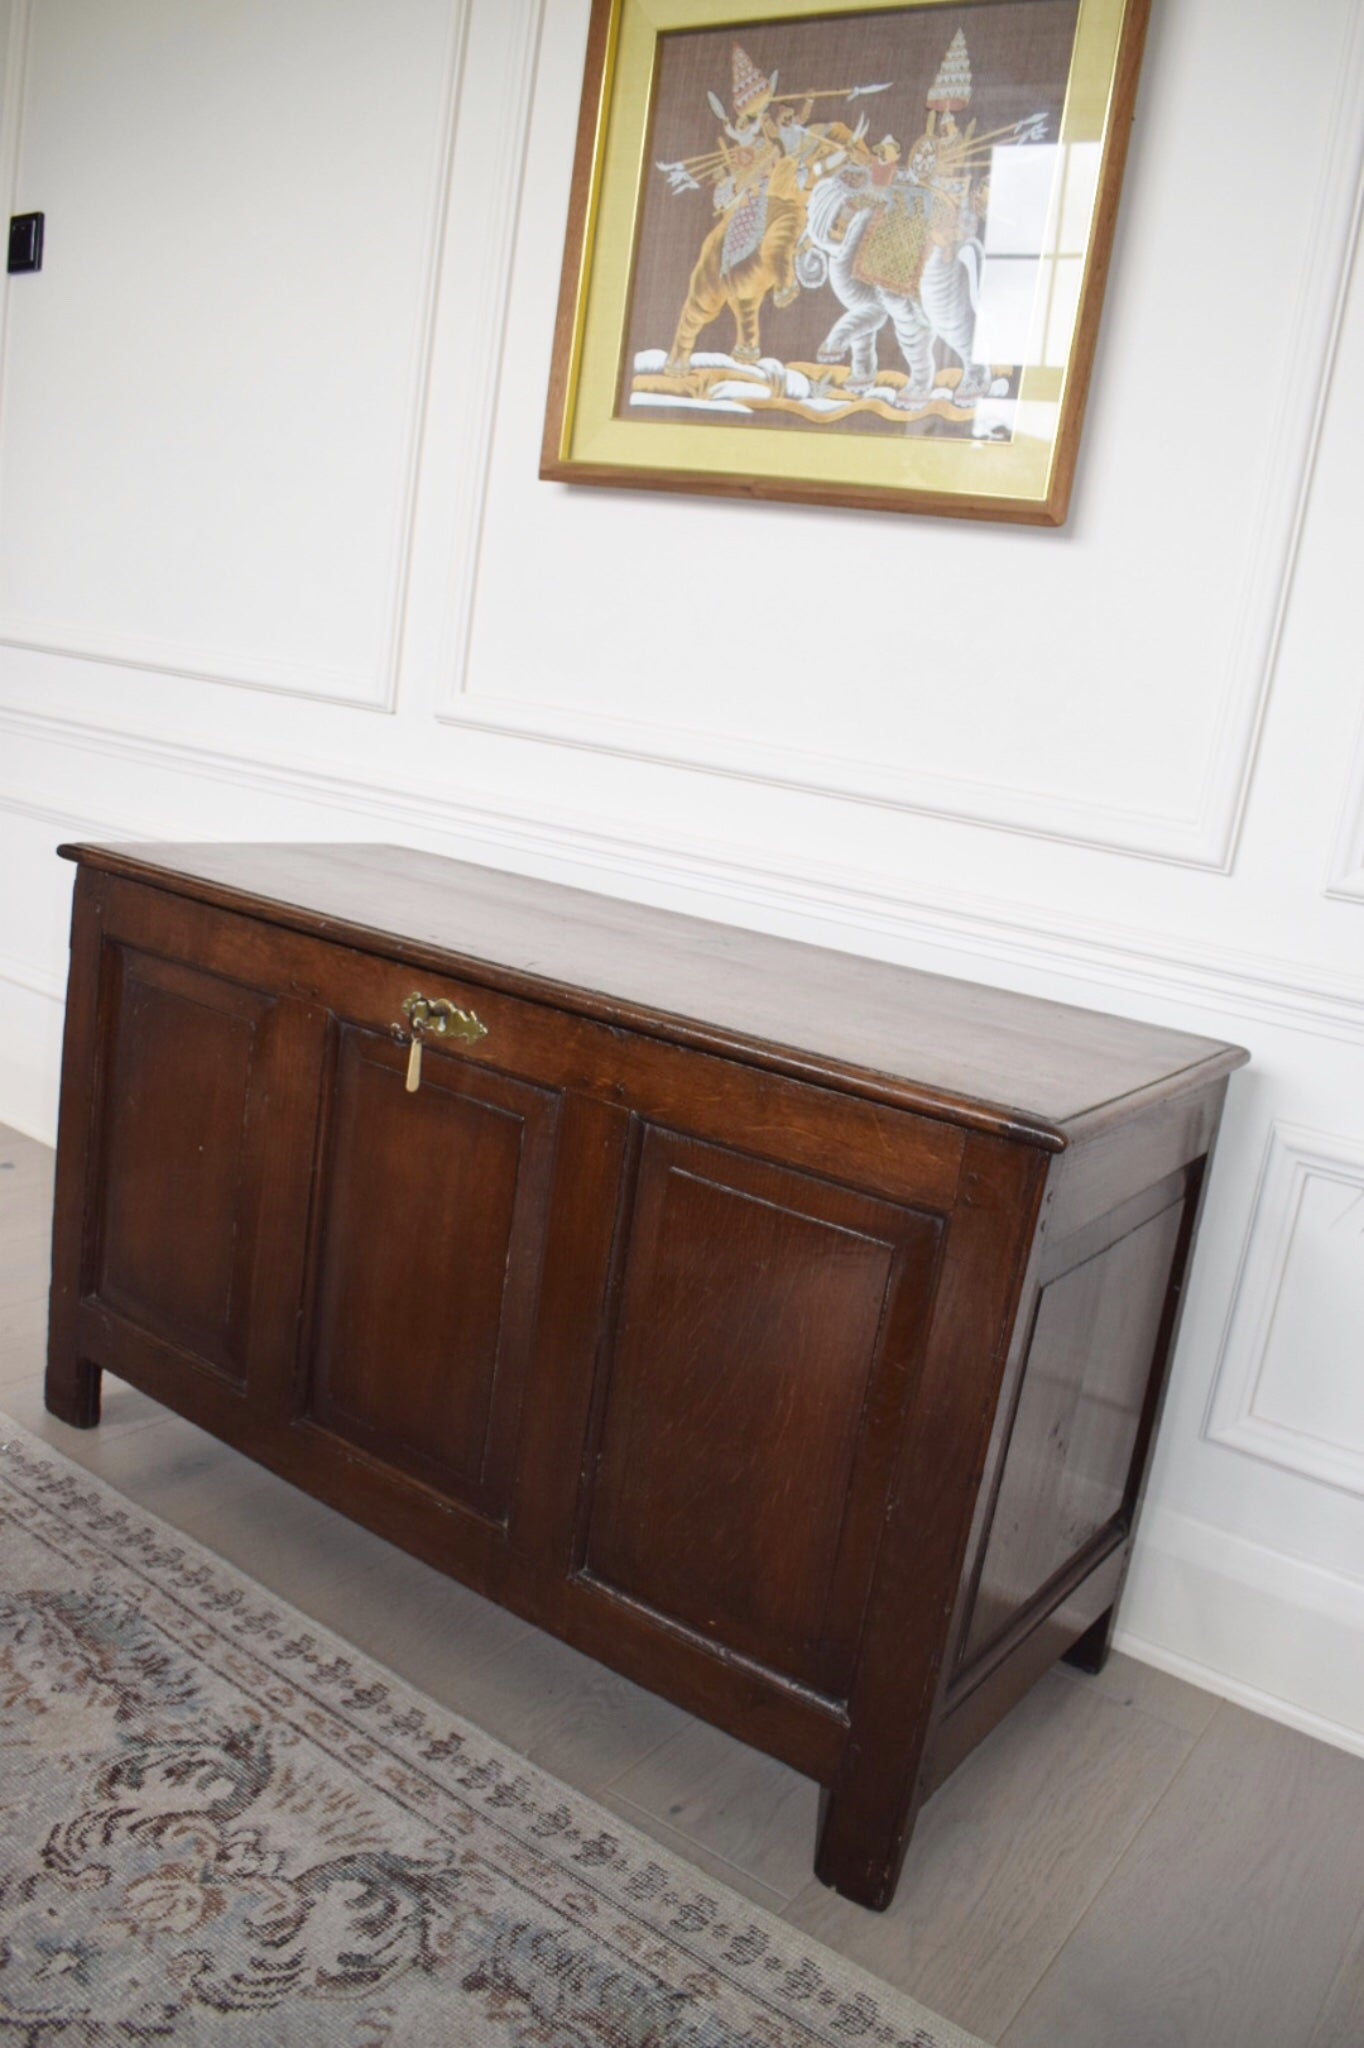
[399, 993, 488, 1092]
[400, 992, 489, 1047]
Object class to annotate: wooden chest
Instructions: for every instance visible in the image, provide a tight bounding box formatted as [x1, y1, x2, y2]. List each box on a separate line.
[46, 842, 1247, 1909]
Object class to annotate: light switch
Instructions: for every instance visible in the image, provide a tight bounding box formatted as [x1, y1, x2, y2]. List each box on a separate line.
[8, 213, 44, 273]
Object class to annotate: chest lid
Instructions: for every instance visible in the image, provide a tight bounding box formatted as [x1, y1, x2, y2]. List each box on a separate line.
[62, 840, 1248, 1151]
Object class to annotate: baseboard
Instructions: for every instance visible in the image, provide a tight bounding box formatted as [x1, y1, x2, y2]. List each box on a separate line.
[1112, 1631, 1364, 1760]
[1117, 1504, 1364, 1759]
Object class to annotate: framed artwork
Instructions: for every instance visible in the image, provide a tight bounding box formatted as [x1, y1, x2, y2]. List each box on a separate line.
[542, 0, 1150, 524]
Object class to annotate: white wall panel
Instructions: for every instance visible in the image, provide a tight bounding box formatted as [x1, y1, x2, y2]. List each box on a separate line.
[0, 974, 59, 1144]
[0, 0, 463, 707]
[1207, 1123, 1364, 1499]
[0, 800, 84, 981]
[451, 0, 1364, 866]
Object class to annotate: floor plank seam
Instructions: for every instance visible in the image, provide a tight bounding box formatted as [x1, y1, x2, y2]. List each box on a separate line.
[593, 1718, 700, 1800]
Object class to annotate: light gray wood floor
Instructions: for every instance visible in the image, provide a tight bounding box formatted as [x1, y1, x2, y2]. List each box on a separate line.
[2, 1123, 1360, 2046]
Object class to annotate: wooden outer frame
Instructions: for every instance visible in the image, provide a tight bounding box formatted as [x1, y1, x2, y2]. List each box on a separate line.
[541, 0, 1152, 526]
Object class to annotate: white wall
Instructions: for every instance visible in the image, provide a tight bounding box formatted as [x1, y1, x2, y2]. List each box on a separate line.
[1, 0, 1361, 1753]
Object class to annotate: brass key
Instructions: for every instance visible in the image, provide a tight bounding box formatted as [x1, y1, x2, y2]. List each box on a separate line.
[399, 992, 488, 1095]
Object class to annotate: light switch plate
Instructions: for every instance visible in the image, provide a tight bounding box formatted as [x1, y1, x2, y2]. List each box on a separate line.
[7, 213, 43, 273]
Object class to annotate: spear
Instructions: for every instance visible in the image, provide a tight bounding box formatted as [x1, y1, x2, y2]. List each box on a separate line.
[933, 112, 1049, 156]
[658, 146, 730, 171]
[656, 145, 733, 192]
[770, 81, 892, 102]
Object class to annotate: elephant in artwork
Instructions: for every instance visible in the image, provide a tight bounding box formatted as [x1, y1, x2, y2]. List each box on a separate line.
[800, 160, 990, 406]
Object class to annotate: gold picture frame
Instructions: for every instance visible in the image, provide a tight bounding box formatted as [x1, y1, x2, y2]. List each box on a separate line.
[542, 0, 1150, 525]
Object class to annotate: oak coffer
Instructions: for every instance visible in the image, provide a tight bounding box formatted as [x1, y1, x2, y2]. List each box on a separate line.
[46, 842, 1248, 1909]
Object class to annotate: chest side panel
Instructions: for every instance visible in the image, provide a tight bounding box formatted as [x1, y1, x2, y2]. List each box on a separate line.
[959, 1190, 1187, 1666]
[943, 1081, 1228, 1713]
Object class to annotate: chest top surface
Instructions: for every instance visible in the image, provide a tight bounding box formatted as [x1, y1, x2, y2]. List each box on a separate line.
[62, 840, 1247, 1149]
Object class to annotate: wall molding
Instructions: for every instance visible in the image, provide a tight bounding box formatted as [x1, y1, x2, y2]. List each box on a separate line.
[0, 948, 60, 1004]
[438, 693, 1224, 866]
[435, 0, 546, 708]
[1192, 7, 1364, 873]
[1205, 1121, 1364, 1498]
[4, 701, 1364, 1051]
[0, 0, 32, 458]
[0, 0, 471, 714]
[1325, 691, 1364, 902]
[1114, 1634, 1364, 1762]
[431, 3, 1364, 874]
[0, 784, 149, 843]
[0, 620, 396, 711]
[0, 784, 147, 1009]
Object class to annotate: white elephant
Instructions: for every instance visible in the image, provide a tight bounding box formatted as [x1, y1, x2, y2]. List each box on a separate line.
[800, 166, 989, 408]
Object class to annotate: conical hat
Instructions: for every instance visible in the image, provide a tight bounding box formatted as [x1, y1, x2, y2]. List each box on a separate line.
[731, 44, 774, 116]
[927, 28, 972, 111]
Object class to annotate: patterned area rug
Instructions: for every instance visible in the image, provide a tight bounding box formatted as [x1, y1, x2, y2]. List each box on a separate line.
[0, 1422, 989, 2047]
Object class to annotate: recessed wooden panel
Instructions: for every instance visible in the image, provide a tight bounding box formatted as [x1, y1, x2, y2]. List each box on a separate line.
[583, 1127, 943, 1697]
[960, 1196, 1188, 1665]
[303, 1027, 560, 1522]
[93, 948, 273, 1379]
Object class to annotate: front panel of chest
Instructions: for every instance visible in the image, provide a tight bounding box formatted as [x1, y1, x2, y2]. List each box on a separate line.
[296, 1022, 562, 1527]
[573, 1121, 948, 1704]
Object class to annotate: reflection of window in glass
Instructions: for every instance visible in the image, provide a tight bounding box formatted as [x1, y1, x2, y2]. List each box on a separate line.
[973, 142, 1100, 370]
